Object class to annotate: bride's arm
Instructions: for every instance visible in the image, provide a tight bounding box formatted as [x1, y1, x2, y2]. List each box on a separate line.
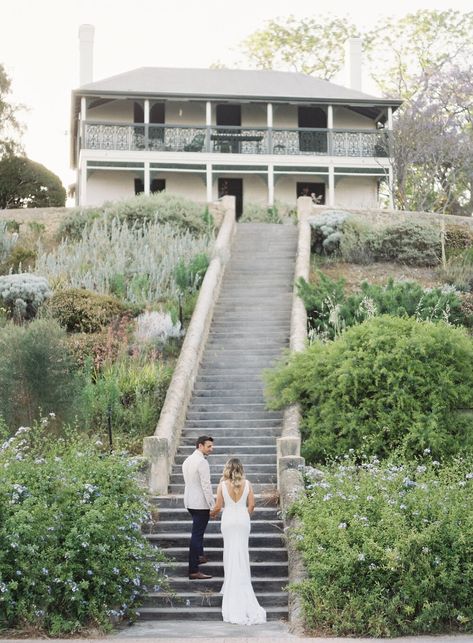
[210, 482, 223, 518]
[247, 482, 255, 515]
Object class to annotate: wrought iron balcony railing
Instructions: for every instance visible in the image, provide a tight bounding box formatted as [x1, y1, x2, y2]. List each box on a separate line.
[82, 122, 389, 158]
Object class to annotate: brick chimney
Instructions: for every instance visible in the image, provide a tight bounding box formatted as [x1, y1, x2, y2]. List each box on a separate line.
[345, 37, 362, 91]
[79, 24, 95, 86]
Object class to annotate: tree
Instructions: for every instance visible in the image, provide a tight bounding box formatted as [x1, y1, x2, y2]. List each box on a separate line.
[364, 10, 473, 99]
[389, 66, 473, 214]
[0, 156, 66, 208]
[241, 15, 357, 80]
[0, 63, 22, 157]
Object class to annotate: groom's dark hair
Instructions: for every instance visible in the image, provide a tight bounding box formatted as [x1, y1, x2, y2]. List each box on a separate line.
[196, 435, 213, 448]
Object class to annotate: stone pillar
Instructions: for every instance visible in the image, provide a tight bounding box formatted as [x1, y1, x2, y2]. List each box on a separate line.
[328, 165, 335, 206]
[327, 104, 333, 155]
[144, 161, 150, 195]
[268, 164, 274, 207]
[79, 159, 87, 206]
[267, 103, 273, 154]
[143, 436, 170, 495]
[206, 163, 213, 202]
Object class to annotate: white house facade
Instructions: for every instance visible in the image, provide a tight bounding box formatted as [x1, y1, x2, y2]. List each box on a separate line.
[71, 27, 402, 215]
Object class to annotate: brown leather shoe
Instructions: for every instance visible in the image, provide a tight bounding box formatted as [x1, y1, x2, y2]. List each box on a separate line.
[189, 572, 213, 580]
[198, 555, 208, 564]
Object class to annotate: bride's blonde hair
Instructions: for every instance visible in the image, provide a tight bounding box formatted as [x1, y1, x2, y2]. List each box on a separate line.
[222, 458, 245, 489]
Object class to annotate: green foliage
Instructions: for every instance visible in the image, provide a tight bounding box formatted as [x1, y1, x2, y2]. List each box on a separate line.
[0, 423, 167, 634]
[240, 202, 281, 224]
[37, 219, 212, 307]
[174, 253, 209, 293]
[241, 15, 357, 79]
[265, 316, 473, 463]
[0, 156, 66, 208]
[440, 247, 473, 292]
[293, 455, 473, 636]
[298, 273, 468, 341]
[78, 357, 173, 453]
[0, 273, 51, 321]
[0, 64, 22, 157]
[311, 215, 441, 266]
[46, 288, 130, 333]
[0, 319, 80, 430]
[364, 10, 473, 98]
[375, 220, 441, 265]
[57, 193, 211, 242]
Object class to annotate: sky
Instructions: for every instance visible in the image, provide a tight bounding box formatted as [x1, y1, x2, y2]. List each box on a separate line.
[1, 0, 471, 193]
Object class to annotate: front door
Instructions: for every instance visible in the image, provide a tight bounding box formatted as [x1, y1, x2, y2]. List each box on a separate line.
[219, 178, 243, 218]
[297, 182, 325, 205]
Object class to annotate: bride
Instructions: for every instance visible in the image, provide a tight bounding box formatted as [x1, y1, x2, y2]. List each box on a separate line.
[210, 458, 266, 625]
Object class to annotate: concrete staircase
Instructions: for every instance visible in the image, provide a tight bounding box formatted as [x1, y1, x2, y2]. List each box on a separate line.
[141, 222, 298, 621]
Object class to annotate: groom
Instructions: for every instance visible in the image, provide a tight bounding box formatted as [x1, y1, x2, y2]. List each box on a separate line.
[182, 435, 215, 580]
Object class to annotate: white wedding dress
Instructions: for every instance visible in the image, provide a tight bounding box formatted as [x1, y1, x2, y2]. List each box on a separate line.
[220, 479, 267, 625]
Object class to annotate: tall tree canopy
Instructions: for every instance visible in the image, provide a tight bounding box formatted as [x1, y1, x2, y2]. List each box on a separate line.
[0, 156, 66, 209]
[0, 64, 22, 157]
[241, 15, 357, 80]
[240, 10, 473, 214]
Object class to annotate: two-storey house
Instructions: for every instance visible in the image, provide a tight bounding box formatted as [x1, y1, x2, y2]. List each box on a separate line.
[71, 26, 401, 215]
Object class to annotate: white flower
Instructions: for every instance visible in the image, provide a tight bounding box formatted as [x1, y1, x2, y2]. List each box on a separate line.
[357, 553, 365, 561]
[338, 522, 347, 529]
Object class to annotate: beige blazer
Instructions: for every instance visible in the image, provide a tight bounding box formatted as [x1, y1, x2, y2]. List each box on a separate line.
[182, 449, 215, 510]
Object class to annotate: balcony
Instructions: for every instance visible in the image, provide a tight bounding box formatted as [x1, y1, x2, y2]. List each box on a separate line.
[82, 123, 389, 158]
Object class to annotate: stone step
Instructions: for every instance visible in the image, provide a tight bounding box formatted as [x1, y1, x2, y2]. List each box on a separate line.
[143, 590, 288, 608]
[177, 443, 276, 453]
[169, 473, 277, 485]
[174, 454, 276, 465]
[154, 546, 287, 563]
[147, 519, 283, 534]
[137, 605, 287, 621]
[161, 561, 287, 578]
[186, 411, 281, 420]
[150, 494, 279, 509]
[184, 419, 281, 428]
[172, 462, 276, 473]
[183, 427, 281, 446]
[179, 436, 277, 447]
[168, 483, 277, 494]
[187, 401, 269, 410]
[164, 576, 287, 593]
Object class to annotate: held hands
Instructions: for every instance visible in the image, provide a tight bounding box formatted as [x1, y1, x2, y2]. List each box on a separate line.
[210, 507, 220, 519]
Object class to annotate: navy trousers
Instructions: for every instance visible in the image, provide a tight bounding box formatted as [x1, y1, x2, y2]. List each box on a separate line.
[188, 508, 210, 574]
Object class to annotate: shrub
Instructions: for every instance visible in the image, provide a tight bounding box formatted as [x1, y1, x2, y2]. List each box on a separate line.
[0, 273, 51, 321]
[240, 201, 294, 224]
[293, 455, 473, 636]
[298, 273, 468, 341]
[57, 192, 210, 241]
[310, 214, 441, 266]
[445, 223, 473, 256]
[37, 220, 212, 306]
[265, 316, 473, 463]
[376, 220, 440, 266]
[0, 221, 19, 266]
[0, 423, 167, 634]
[0, 319, 81, 431]
[134, 311, 182, 349]
[78, 357, 173, 453]
[174, 253, 209, 294]
[309, 211, 348, 255]
[47, 288, 130, 333]
[439, 247, 473, 292]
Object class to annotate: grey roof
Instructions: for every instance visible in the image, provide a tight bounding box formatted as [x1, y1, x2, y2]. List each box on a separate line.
[76, 67, 401, 105]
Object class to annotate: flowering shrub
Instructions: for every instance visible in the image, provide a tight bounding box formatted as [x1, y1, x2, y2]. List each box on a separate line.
[36, 219, 212, 306]
[265, 316, 473, 462]
[0, 318, 80, 431]
[0, 422, 167, 635]
[57, 192, 212, 241]
[292, 455, 473, 636]
[134, 310, 182, 348]
[0, 273, 51, 321]
[297, 273, 470, 341]
[47, 288, 132, 333]
[78, 356, 173, 454]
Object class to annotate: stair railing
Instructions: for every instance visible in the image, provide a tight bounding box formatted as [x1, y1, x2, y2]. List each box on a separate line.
[143, 196, 237, 495]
